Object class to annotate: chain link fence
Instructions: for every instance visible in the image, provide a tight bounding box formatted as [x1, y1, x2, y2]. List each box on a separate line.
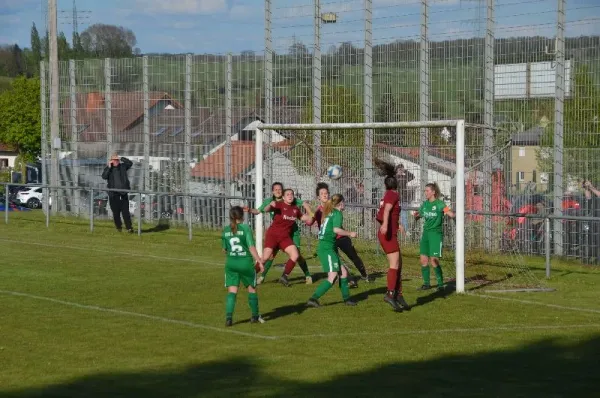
[26, 0, 600, 265]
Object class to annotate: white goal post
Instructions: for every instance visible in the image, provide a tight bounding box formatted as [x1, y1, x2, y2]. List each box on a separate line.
[253, 120, 466, 293]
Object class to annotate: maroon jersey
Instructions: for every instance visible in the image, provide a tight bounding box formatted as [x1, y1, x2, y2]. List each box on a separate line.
[268, 201, 302, 236]
[376, 189, 400, 232]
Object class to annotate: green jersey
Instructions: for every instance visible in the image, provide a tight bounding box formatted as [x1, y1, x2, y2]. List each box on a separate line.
[317, 209, 343, 252]
[419, 199, 449, 233]
[258, 196, 303, 234]
[221, 223, 255, 259]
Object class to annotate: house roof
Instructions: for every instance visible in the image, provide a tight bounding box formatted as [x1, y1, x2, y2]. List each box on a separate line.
[0, 143, 16, 152]
[511, 126, 544, 146]
[191, 140, 290, 179]
[375, 144, 457, 176]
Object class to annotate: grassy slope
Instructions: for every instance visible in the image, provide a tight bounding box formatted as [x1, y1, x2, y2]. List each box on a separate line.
[0, 212, 599, 397]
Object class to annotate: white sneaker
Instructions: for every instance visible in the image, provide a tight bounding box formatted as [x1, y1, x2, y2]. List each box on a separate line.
[305, 276, 313, 284]
[257, 276, 265, 285]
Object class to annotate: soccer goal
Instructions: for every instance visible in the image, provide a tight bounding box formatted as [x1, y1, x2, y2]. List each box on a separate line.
[251, 120, 547, 294]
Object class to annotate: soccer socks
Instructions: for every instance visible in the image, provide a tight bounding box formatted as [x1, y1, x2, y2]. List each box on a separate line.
[261, 259, 274, 277]
[421, 265, 431, 286]
[311, 280, 333, 300]
[386, 268, 399, 292]
[394, 269, 403, 296]
[225, 292, 237, 319]
[434, 265, 444, 287]
[283, 258, 297, 276]
[298, 256, 311, 277]
[340, 278, 350, 301]
[248, 292, 259, 317]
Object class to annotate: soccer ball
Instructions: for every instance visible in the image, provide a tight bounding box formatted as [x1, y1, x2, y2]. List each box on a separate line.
[327, 165, 343, 180]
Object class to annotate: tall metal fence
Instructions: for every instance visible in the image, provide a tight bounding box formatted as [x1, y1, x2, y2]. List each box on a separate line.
[34, 0, 600, 265]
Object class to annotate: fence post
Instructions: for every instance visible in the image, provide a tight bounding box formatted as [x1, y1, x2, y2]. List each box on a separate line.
[137, 191, 142, 236]
[419, 0, 430, 195]
[264, 0, 273, 192]
[89, 187, 94, 232]
[545, 216, 551, 278]
[143, 56, 150, 223]
[46, 186, 51, 228]
[69, 59, 80, 216]
[185, 53, 193, 241]
[40, 61, 49, 217]
[4, 184, 8, 224]
[483, 0, 495, 251]
[363, 0, 374, 240]
[313, 0, 322, 180]
[553, 0, 565, 256]
[105, 58, 113, 168]
[225, 54, 232, 203]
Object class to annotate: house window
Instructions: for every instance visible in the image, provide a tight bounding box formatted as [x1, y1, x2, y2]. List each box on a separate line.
[517, 171, 526, 182]
[532, 170, 537, 183]
[0, 158, 8, 168]
[518, 147, 526, 157]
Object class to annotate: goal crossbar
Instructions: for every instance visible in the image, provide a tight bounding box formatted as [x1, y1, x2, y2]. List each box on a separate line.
[253, 120, 466, 293]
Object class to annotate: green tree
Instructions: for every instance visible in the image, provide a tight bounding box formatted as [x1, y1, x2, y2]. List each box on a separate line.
[30, 23, 42, 74]
[303, 85, 363, 147]
[0, 77, 41, 161]
[375, 85, 404, 145]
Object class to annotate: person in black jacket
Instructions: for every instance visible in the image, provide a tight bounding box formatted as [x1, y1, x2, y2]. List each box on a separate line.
[102, 153, 134, 233]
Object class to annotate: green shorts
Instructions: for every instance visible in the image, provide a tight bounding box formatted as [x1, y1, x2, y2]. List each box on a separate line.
[317, 249, 340, 273]
[224, 258, 257, 288]
[420, 231, 443, 258]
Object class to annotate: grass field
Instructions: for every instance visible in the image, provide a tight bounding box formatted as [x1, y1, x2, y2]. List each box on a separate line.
[1, 212, 599, 397]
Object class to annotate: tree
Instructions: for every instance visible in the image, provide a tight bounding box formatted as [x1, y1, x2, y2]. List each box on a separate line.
[375, 85, 403, 145]
[58, 32, 71, 59]
[0, 77, 41, 161]
[80, 23, 137, 58]
[30, 23, 42, 75]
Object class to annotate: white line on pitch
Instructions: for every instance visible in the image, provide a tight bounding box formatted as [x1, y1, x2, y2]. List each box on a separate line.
[282, 323, 600, 339]
[0, 289, 275, 340]
[473, 293, 600, 315]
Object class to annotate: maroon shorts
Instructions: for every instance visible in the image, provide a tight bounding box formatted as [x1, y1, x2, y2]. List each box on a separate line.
[264, 231, 295, 252]
[378, 229, 400, 254]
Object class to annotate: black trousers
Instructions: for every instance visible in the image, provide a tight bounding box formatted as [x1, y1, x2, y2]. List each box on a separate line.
[109, 193, 132, 231]
[335, 236, 367, 278]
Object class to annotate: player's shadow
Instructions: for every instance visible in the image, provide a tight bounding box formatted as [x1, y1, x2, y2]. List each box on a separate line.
[260, 302, 310, 321]
[412, 283, 455, 308]
[350, 286, 387, 303]
[141, 218, 171, 234]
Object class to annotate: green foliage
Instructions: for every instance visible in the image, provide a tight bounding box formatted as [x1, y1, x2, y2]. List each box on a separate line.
[30, 23, 41, 75]
[302, 85, 364, 147]
[0, 76, 41, 161]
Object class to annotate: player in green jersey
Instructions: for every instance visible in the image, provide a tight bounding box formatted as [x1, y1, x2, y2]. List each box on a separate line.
[245, 182, 313, 285]
[413, 183, 455, 291]
[222, 206, 265, 327]
[307, 194, 358, 307]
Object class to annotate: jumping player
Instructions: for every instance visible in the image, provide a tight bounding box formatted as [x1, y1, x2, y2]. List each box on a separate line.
[307, 194, 358, 307]
[414, 183, 455, 291]
[261, 189, 312, 287]
[222, 206, 265, 327]
[374, 158, 409, 312]
[246, 182, 313, 285]
[307, 182, 370, 286]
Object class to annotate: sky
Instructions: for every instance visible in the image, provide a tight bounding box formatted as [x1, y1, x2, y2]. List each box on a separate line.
[0, 0, 599, 54]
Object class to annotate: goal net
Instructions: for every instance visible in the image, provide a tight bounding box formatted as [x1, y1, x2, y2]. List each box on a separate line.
[251, 121, 548, 294]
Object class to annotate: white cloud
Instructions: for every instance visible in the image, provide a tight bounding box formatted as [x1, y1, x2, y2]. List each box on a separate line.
[138, 0, 226, 15]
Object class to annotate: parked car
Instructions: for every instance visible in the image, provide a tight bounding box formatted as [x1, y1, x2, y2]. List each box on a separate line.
[15, 187, 52, 209]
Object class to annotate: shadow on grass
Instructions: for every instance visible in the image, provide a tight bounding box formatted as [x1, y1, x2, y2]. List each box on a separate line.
[141, 219, 171, 234]
[4, 336, 599, 397]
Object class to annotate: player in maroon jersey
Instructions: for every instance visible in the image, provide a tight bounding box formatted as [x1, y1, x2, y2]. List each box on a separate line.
[374, 158, 409, 312]
[307, 182, 370, 287]
[262, 189, 312, 286]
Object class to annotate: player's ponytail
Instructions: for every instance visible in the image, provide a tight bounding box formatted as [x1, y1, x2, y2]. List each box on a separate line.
[322, 194, 344, 220]
[229, 206, 244, 234]
[425, 183, 442, 199]
[374, 157, 398, 190]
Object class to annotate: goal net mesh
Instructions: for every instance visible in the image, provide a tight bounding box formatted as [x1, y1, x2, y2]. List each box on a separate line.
[256, 122, 547, 293]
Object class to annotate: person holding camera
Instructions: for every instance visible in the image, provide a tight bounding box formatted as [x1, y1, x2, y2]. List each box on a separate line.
[582, 180, 600, 263]
[102, 153, 134, 233]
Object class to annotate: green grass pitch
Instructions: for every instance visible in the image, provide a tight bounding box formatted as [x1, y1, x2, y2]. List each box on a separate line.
[1, 212, 599, 397]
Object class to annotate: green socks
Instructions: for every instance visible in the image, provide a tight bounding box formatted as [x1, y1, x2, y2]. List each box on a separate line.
[261, 259, 274, 278]
[225, 292, 237, 319]
[311, 280, 333, 300]
[434, 265, 444, 287]
[340, 278, 350, 301]
[248, 292, 259, 317]
[421, 266, 431, 286]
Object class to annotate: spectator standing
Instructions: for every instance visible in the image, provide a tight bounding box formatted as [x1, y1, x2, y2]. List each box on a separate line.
[102, 153, 134, 233]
